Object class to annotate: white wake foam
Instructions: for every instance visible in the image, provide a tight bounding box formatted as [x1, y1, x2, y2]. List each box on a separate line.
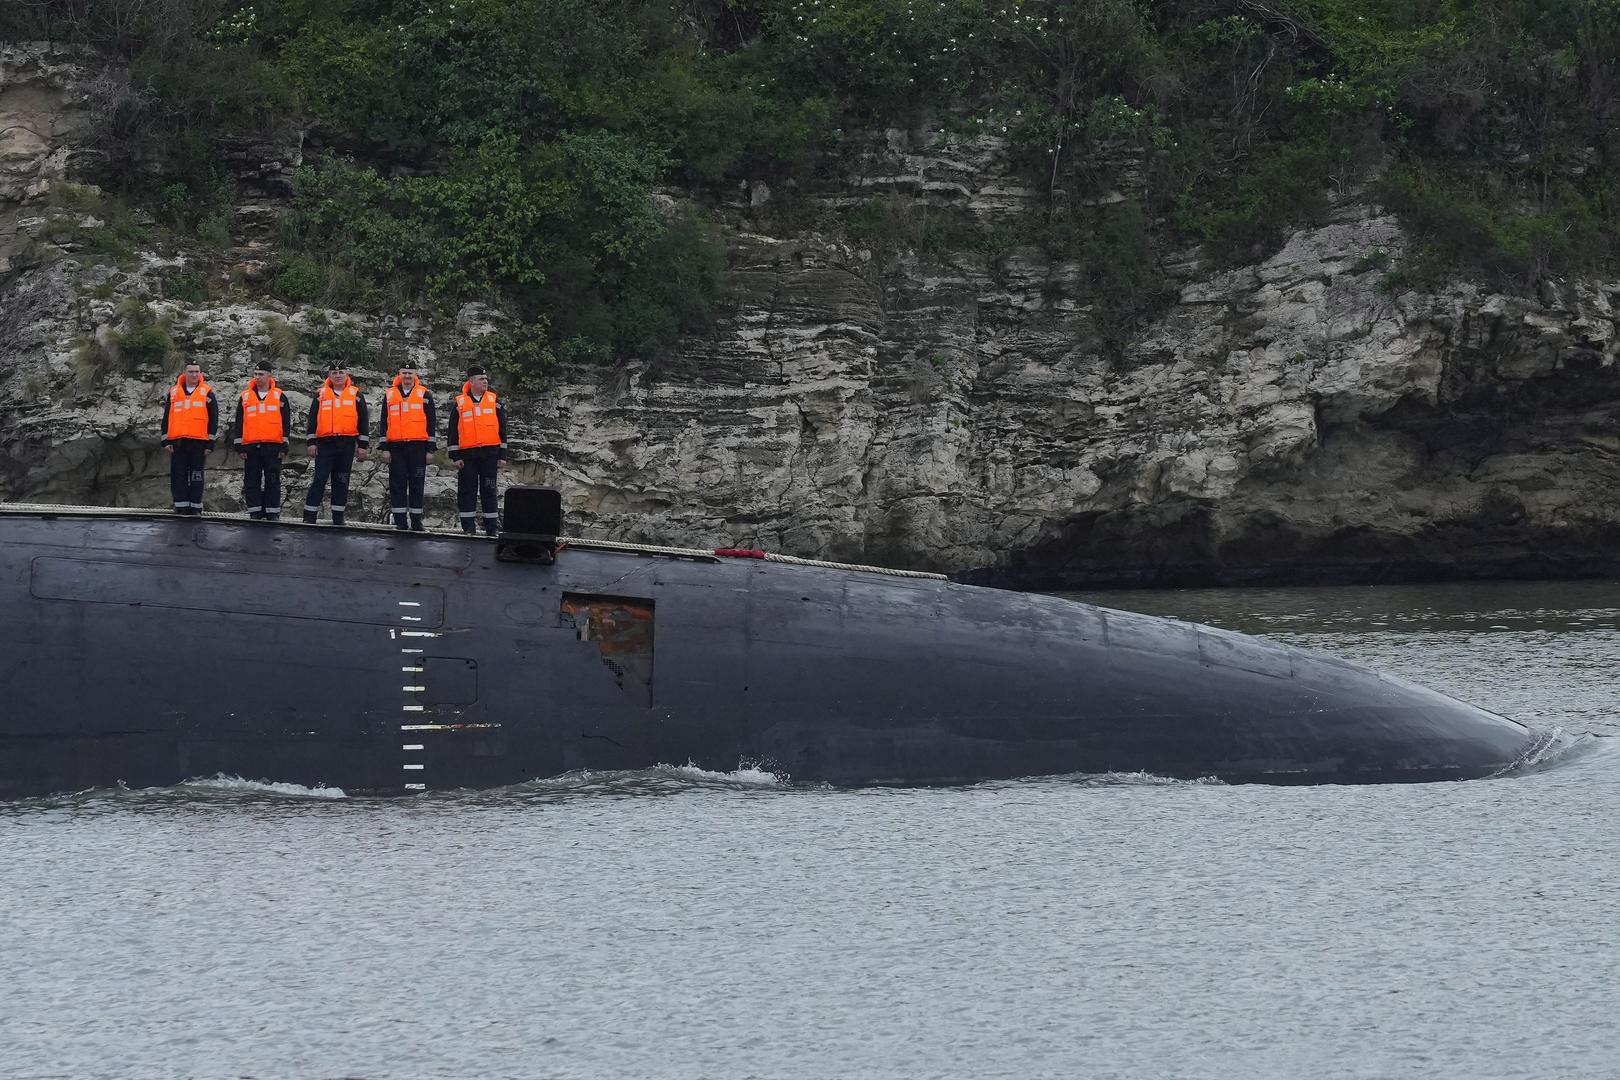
[176, 774, 348, 799]
[1490, 727, 1615, 778]
[662, 762, 788, 787]
[989, 770, 1228, 788]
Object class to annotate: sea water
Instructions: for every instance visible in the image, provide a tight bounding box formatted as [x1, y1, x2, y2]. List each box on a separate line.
[3, 580, 1618, 1079]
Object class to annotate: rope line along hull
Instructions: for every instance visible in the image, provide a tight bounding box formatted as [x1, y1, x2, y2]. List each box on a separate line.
[0, 508, 1537, 796]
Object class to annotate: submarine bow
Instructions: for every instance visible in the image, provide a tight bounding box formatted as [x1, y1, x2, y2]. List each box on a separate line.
[0, 501, 1537, 797]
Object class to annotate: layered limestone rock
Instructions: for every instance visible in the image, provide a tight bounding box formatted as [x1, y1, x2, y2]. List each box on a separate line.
[0, 43, 110, 204]
[4, 42, 1619, 585]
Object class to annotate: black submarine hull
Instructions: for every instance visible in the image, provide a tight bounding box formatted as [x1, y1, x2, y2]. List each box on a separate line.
[0, 507, 1537, 797]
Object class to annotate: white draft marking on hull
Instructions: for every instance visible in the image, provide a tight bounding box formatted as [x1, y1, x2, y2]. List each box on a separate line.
[401, 723, 503, 732]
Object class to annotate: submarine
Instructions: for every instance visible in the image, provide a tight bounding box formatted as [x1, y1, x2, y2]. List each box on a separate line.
[0, 489, 1537, 798]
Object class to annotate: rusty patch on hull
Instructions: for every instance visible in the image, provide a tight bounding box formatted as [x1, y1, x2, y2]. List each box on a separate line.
[562, 595, 654, 706]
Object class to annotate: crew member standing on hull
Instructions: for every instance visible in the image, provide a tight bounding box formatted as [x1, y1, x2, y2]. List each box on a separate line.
[303, 365, 370, 525]
[159, 362, 218, 515]
[380, 365, 437, 531]
[228, 364, 291, 520]
[446, 366, 508, 535]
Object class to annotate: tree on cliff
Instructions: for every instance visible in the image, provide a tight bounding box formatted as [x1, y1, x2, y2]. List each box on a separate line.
[3, 0, 1615, 367]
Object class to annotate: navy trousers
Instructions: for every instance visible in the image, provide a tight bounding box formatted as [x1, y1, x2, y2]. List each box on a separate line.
[305, 441, 356, 524]
[456, 449, 500, 534]
[387, 443, 429, 530]
[241, 444, 283, 519]
[168, 440, 208, 514]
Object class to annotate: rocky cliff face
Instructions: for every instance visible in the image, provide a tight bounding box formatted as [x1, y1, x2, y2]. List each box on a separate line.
[4, 42, 1619, 587]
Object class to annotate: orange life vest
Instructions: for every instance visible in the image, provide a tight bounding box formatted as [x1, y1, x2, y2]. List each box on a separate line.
[386, 378, 430, 442]
[239, 381, 286, 445]
[454, 385, 501, 450]
[167, 375, 213, 441]
[315, 379, 361, 437]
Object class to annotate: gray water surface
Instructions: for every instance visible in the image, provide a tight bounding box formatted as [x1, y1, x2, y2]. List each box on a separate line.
[4, 580, 1619, 1079]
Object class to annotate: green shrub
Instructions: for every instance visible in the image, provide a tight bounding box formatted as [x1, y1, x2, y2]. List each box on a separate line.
[44, 193, 151, 266]
[71, 301, 176, 385]
[607, 215, 727, 357]
[195, 214, 233, 249]
[165, 271, 209, 303]
[158, 182, 193, 228]
[472, 324, 556, 391]
[30, 0, 1620, 321]
[1082, 201, 1175, 356]
[47, 183, 107, 213]
[312, 327, 375, 369]
[41, 217, 82, 245]
[1178, 139, 1338, 263]
[273, 257, 325, 303]
[122, 324, 176, 366]
[1378, 167, 1612, 287]
[263, 316, 303, 364]
[1351, 248, 1393, 274]
[72, 335, 119, 388]
[113, 45, 289, 233]
[286, 133, 721, 360]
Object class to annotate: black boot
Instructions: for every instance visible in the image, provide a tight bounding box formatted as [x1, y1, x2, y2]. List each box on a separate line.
[409, 514, 425, 532]
[265, 512, 280, 522]
[393, 513, 409, 531]
[332, 511, 346, 527]
[303, 511, 317, 524]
